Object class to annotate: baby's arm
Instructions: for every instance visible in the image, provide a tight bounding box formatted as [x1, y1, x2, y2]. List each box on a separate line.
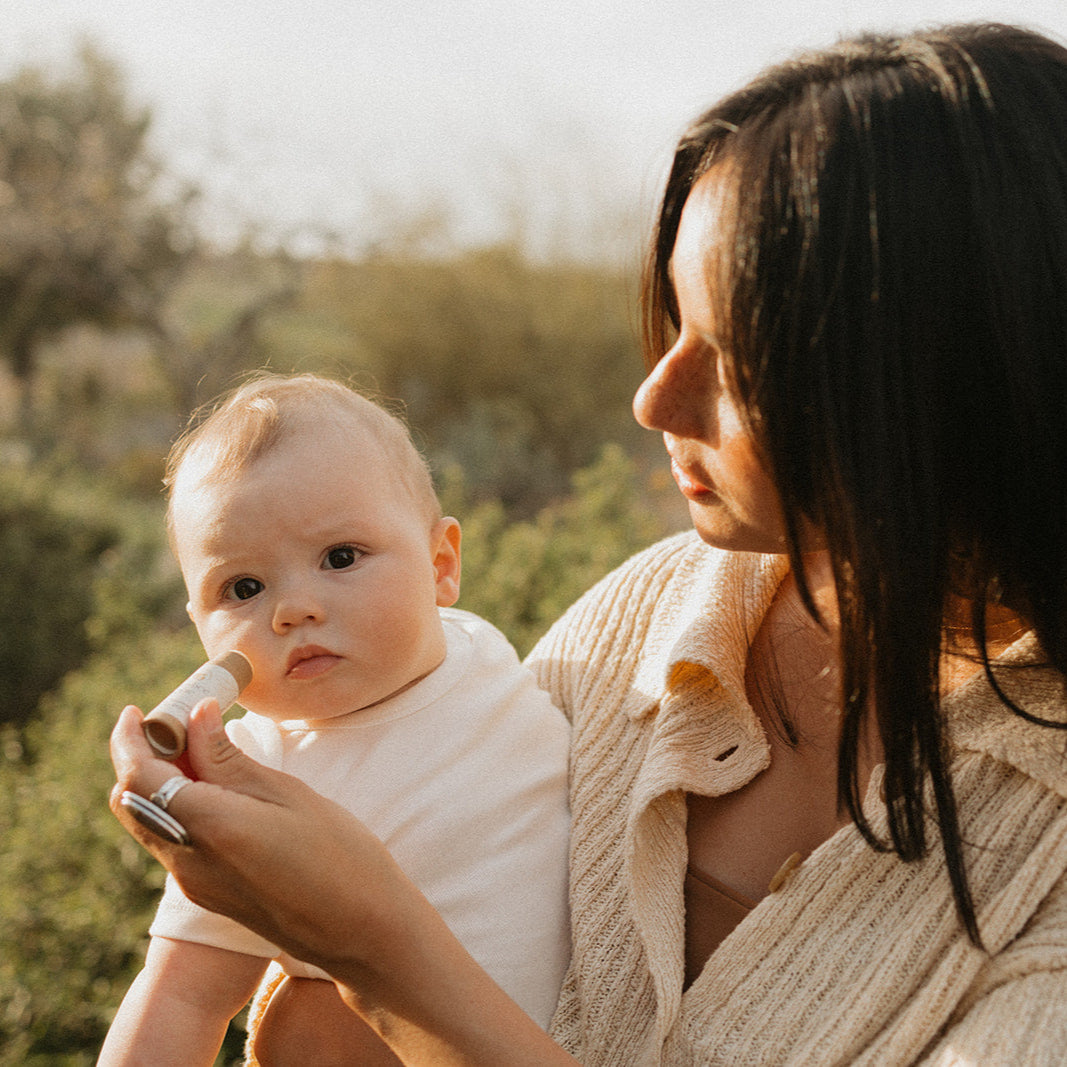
[99, 935, 268, 1066]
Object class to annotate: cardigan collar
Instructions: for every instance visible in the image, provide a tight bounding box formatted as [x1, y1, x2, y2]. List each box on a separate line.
[622, 541, 788, 1047]
[946, 632, 1067, 798]
[623, 540, 789, 724]
[626, 537, 1067, 799]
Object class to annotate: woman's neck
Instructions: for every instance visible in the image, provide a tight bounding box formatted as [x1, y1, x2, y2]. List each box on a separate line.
[744, 553, 841, 747]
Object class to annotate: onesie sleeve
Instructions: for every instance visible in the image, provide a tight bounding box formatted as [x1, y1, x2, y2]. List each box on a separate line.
[149, 873, 280, 959]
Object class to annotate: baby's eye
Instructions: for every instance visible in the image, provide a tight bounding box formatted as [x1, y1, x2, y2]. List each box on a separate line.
[324, 545, 361, 570]
[226, 577, 264, 601]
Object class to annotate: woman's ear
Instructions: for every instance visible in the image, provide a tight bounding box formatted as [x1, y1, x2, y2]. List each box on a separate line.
[430, 517, 462, 607]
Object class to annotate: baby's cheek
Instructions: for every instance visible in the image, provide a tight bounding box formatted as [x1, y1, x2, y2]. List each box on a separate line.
[238, 676, 276, 717]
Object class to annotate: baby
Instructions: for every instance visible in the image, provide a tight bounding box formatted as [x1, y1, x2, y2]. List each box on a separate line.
[100, 374, 570, 1066]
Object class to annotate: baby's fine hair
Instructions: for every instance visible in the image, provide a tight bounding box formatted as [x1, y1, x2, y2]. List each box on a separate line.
[164, 373, 441, 539]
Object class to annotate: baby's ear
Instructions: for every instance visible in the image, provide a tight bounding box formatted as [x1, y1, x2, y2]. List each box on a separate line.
[186, 602, 194, 621]
[431, 517, 462, 607]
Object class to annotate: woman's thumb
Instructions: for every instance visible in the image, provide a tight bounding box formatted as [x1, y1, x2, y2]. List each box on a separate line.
[183, 698, 263, 790]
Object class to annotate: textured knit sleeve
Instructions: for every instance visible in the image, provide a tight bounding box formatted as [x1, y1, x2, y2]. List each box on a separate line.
[919, 868, 1067, 1065]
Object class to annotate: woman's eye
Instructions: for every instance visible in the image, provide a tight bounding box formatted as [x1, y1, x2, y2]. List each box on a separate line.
[227, 577, 264, 601]
[325, 546, 361, 570]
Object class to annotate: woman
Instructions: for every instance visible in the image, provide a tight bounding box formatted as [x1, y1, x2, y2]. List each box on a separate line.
[111, 22, 1067, 1064]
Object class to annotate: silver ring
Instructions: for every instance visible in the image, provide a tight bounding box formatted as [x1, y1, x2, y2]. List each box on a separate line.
[120, 792, 191, 847]
[150, 775, 193, 811]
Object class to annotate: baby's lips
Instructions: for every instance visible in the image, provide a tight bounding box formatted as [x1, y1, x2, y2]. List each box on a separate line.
[286, 644, 335, 674]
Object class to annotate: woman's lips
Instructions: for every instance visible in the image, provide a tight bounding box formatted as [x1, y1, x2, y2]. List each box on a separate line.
[286, 647, 341, 680]
[670, 457, 716, 501]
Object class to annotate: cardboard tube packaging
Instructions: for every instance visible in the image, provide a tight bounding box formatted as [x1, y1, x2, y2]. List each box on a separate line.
[142, 650, 252, 759]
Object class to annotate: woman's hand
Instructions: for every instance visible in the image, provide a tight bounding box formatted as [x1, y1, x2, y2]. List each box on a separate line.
[109, 700, 576, 1065]
[110, 699, 411, 973]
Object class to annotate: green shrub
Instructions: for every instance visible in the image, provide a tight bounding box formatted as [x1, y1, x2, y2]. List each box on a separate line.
[0, 626, 204, 1064]
[0, 464, 183, 732]
[0, 469, 117, 729]
[451, 443, 679, 656]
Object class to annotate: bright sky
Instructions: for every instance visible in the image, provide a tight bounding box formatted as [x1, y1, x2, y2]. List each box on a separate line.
[5, 0, 1067, 258]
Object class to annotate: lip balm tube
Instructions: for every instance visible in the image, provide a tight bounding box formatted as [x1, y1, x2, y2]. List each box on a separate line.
[142, 650, 252, 759]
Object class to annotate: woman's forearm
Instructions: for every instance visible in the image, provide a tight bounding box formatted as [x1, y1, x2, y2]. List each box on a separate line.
[327, 887, 576, 1066]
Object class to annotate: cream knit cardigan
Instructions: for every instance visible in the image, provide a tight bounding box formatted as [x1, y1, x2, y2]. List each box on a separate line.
[527, 532, 1067, 1065]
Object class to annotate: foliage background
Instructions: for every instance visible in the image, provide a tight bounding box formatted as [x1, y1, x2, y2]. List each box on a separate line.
[0, 46, 686, 1065]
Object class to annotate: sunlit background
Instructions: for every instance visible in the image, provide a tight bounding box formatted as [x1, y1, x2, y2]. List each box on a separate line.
[4, 4, 1067, 1061]
[7, 0, 1067, 258]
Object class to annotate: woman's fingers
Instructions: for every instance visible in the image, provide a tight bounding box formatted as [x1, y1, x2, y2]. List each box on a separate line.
[110, 703, 187, 798]
[181, 698, 286, 801]
[109, 700, 274, 884]
[108, 697, 386, 959]
[109, 704, 196, 856]
[111, 699, 292, 821]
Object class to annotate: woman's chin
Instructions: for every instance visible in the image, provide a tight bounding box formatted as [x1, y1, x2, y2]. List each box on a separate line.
[688, 511, 789, 556]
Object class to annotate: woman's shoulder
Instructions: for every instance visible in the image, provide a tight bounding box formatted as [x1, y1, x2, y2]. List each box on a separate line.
[948, 641, 1067, 800]
[524, 532, 749, 717]
[615, 529, 713, 581]
[529, 531, 706, 649]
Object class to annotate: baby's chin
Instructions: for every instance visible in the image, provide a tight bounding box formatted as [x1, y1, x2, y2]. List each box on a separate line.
[248, 697, 389, 729]
[242, 654, 447, 728]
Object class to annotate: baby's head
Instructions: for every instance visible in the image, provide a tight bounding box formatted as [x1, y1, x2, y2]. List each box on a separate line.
[166, 373, 442, 540]
[165, 373, 462, 724]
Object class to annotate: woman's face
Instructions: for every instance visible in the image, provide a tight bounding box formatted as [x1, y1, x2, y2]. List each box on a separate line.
[633, 171, 792, 555]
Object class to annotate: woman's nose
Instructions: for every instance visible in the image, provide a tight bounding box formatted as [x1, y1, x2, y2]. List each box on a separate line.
[632, 339, 714, 440]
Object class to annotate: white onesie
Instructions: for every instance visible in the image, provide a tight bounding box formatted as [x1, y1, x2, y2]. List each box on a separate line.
[150, 607, 571, 1029]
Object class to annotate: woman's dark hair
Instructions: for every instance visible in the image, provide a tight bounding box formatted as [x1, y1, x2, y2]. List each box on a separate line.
[644, 22, 1067, 944]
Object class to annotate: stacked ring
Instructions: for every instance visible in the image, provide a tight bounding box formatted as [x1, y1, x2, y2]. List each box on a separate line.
[151, 775, 193, 811]
[120, 791, 191, 846]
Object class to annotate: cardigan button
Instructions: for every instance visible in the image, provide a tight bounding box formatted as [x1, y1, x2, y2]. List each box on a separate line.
[767, 851, 805, 893]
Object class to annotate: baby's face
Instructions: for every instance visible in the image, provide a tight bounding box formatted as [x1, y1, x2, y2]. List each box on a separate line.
[171, 422, 460, 724]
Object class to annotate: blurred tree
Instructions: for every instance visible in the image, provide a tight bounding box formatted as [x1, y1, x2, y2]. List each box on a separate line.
[301, 243, 650, 514]
[153, 247, 300, 417]
[0, 42, 194, 433]
[0, 464, 183, 730]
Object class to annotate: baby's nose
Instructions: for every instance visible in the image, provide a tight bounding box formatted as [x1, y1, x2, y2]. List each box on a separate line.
[272, 594, 324, 633]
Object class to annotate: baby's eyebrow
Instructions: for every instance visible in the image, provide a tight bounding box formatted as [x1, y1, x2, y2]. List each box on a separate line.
[199, 558, 247, 587]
